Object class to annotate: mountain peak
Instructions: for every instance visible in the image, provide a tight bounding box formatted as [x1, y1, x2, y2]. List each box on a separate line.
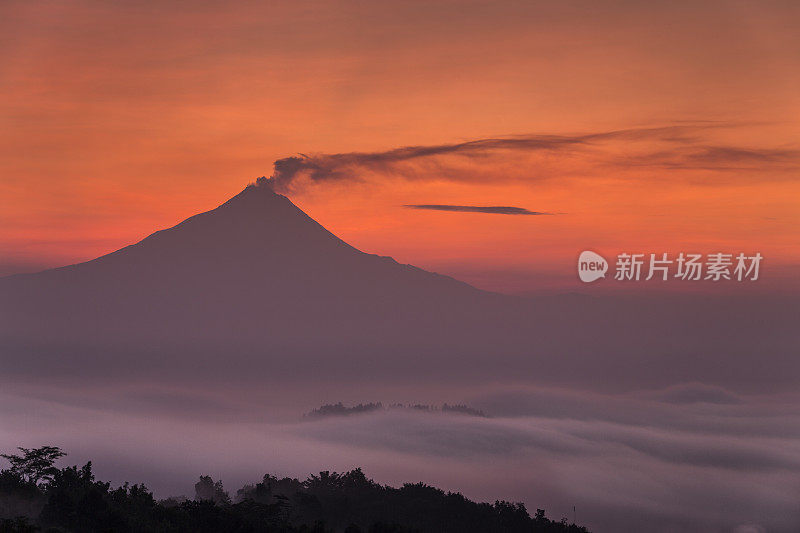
[195, 182, 323, 233]
[220, 182, 290, 209]
[144, 182, 352, 258]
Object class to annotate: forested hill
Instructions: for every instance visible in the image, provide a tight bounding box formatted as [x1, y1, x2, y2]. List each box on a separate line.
[0, 446, 588, 533]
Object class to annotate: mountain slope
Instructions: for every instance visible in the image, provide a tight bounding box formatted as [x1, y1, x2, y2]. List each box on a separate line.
[2, 184, 478, 298]
[0, 185, 500, 379]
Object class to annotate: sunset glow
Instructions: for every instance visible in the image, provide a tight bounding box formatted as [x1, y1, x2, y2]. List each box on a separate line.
[3, 4, 800, 532]
[2, 1, 798, 292]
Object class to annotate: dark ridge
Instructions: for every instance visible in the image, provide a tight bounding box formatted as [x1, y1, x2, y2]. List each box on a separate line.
[304, 402, 489, 419]
[0, 445, 589, 533]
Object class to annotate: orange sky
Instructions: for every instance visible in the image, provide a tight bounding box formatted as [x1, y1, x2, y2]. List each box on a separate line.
[1, 1, 798, 292]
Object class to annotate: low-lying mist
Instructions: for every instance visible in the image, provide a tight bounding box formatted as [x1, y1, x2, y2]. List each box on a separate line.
[1, 383, 797, 533]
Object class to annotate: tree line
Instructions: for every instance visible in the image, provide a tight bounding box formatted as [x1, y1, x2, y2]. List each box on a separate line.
[0, 446, 588, 532]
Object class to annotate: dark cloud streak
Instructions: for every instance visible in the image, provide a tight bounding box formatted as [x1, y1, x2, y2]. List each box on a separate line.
[403, 204, 551, 215]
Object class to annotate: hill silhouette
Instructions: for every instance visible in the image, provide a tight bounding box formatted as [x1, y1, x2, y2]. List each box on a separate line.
[0, 446, 588, 533]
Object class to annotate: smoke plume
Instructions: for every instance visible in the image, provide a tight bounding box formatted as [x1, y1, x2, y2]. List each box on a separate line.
[255, 125, 799, 193]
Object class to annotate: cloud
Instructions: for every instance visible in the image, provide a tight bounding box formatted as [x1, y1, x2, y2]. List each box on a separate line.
[403, 204, 552, 215]
[733, 525, 767, 533]
[688, 146, 800, 164]
[255, 124, 800, 193]
[653, 382, 742, 405]
[3, 384, 800, 532]
[294, 404, 800, 472]
[467, 386, 800, 439]
[623, 145, 800, 171]
[289, 387, 800, 531]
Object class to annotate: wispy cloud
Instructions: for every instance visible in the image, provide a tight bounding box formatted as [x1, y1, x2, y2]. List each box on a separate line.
[622, 145, 800, 171]
[403, 204, 552, 215]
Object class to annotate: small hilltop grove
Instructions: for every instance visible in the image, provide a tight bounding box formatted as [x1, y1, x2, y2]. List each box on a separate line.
[303, 402, 489, 419]
[0, 446, 589, 533]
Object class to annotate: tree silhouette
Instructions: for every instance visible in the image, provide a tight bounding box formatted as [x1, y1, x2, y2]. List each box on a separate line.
[195, 475, 230, 505]
[0, 446, 65, 485]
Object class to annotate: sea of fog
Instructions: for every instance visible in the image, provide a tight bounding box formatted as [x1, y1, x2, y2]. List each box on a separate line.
[1, 382, 798, 533]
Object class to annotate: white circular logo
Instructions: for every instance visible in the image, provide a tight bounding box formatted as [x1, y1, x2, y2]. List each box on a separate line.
[578, 251, 608, 282]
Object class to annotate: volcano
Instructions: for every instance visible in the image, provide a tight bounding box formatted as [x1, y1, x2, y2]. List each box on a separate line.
[1, 184, 478, 301]
[0, 184, 503, 382]
[0, 184, 795, 390]
[0, 184, 491, 340]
